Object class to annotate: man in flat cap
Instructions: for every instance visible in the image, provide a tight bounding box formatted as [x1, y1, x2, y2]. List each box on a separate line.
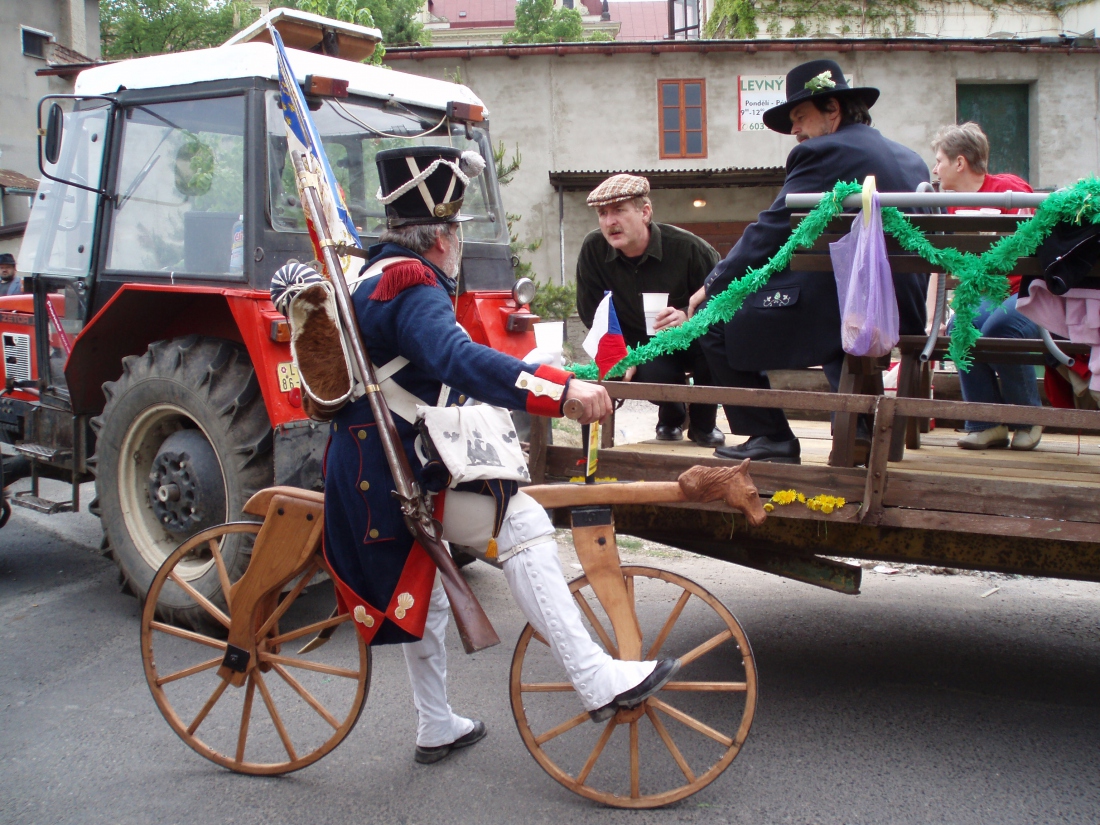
[577, 174, 725, 446]
[689, 59, 930, 463]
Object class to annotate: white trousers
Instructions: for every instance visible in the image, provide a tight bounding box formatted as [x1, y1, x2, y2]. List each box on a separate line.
[402, 490, 655, 747]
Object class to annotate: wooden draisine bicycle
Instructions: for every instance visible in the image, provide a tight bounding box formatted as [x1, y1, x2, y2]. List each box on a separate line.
[140, 461, 765, 808]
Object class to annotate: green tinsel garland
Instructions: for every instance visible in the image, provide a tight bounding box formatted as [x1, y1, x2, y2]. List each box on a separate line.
[568, 176, 1100, 380]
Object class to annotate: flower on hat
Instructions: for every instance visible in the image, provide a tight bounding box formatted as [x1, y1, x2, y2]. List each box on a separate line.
[804, 71, 836, 93]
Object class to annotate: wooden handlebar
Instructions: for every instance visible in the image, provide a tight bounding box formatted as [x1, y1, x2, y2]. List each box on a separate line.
[523, 463, 768, 527]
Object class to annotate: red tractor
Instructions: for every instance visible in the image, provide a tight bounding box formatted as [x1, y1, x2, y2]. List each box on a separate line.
[0, 13, 539, 625]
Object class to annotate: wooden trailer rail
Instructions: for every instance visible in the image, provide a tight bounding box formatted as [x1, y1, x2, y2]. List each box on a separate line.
[528, 380, 1100, 591]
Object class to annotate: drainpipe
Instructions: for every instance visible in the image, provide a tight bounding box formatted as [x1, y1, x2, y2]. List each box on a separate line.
[558, 185, 566, 285]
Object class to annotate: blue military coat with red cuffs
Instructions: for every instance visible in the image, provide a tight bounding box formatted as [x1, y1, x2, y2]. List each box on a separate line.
[322, 243, 572, 646]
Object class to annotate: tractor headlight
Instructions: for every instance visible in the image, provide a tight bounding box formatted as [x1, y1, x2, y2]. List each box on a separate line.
[512, 278, 537, 307]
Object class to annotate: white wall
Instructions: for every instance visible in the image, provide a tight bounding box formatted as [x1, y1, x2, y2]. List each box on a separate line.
[0, 0, 99, 224]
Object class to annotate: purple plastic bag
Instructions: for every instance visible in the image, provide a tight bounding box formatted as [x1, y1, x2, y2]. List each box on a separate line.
[828, 192, 899, 357]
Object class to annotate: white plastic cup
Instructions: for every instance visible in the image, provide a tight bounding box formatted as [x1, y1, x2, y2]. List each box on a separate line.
[533, 321, 564, 352]
[642, 292, 669, 335]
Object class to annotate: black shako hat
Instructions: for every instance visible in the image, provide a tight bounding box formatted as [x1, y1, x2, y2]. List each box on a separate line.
[375, 145, 485, 227]
[762, 59, 880, 135]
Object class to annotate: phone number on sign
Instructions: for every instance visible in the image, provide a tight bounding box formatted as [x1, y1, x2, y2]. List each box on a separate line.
[739, 121, 767, 131]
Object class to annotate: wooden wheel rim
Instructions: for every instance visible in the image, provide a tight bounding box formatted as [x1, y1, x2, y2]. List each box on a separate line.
[509, 565, 757, 808]
[140, 522, 371, 775]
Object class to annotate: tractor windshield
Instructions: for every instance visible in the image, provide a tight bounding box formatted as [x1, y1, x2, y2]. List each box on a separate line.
[265, 91, 506, 245]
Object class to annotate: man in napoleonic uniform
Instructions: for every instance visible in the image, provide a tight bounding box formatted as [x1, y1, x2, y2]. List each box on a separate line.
[275, 145, 679, 765]
[691, 59, 930, 464]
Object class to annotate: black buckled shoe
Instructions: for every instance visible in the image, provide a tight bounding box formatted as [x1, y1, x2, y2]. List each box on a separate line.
[414, 720, 487, 764]
[655, 424, 684, 441]
[714, 435, 801, 464]
[687, 427, 726, 448]
[589, 659, 681, 723]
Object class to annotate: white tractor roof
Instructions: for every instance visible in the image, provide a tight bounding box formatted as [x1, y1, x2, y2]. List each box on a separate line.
[226, 8, 381, 48]
[73, 42, 487, 115]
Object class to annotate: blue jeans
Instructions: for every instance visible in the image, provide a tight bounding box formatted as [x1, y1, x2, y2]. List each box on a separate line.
[949, 293, 1042, 432]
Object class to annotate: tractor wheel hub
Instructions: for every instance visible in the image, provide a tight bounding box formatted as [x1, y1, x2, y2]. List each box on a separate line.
[147, 429, 226, 536]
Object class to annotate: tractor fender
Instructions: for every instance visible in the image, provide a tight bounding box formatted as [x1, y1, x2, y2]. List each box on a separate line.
[66, 284, 305, 427]
[455, 291, 536, 358]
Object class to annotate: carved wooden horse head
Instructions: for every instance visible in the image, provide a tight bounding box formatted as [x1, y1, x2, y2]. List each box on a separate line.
[677, 460, 767, 527]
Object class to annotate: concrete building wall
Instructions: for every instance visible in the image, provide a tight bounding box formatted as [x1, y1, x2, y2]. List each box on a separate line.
[386, 43, 1100, 287]
[0, 0, 99, 230]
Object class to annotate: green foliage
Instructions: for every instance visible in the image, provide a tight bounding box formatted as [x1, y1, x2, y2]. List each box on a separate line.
[530, 282, 577, 322]
[703, 0, 1075, 40]
[504, 0, 588, 43]
[100, 0, 261, 57]
[703, 0, 757, 38]
[494, 140, 522, 187]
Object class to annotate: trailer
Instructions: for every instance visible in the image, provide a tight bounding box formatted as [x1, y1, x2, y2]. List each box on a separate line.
[133, 186, 1100, 807]
[529, 193, 1100, 593]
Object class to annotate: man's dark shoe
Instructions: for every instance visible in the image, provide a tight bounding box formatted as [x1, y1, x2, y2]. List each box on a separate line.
[589, 659, 681, 723]
[687, 427, 726, 448]
[414, 720, 487, 764]
[714, 435, 801, 464]
[655, 424, 684, 441]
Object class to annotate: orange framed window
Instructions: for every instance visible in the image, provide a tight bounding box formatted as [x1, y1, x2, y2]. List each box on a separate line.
[659, 79, 707, 159]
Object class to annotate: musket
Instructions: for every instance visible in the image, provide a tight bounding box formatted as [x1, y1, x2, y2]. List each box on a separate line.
[290, 149, 500, 654]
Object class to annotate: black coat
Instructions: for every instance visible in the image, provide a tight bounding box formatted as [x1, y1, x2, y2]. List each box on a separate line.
[704, 123, 930, 372]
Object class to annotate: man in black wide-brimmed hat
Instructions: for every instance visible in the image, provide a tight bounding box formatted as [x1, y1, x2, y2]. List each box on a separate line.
[272, 145, 679, 765]
[689, 59, 930, 464]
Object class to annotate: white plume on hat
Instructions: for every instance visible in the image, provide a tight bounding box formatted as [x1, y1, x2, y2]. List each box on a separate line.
[459, 150, 486, 178]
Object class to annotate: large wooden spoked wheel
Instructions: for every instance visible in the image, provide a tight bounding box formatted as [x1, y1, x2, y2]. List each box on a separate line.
[140, 522, 370, 775]
[510, 565, 756, 808]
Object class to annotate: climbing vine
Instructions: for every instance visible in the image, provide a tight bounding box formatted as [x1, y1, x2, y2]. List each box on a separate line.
[704, 0, 1085, 40]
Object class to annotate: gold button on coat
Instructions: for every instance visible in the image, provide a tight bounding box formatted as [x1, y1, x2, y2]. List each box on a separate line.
[359, 481, 370, 491]
[369, 528, 379, 539]
[357, 430, 367, 440]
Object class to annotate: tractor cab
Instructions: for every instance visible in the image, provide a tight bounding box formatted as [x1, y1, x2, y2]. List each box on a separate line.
[0, 11, 538, 619]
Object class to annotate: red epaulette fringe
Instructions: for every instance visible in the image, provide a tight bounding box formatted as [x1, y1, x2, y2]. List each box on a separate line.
[369, 262, 438, 302]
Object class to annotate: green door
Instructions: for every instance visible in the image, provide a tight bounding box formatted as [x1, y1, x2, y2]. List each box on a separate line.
[956, 84, 1030, 181]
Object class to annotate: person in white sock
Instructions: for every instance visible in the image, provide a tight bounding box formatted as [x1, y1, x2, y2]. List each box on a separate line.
[406, 489, 674, 764]
[276, 146, 678, 767]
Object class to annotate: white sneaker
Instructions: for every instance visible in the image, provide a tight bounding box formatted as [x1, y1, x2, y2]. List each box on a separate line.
[957, 425, 1009, 450]
[1011, 425, 1043, 451]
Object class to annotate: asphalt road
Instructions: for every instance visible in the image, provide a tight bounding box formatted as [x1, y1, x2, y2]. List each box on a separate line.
[3, 480, 1100, 824]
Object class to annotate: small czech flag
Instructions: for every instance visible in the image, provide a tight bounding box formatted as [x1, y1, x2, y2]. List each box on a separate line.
[582, 291, 628, 379]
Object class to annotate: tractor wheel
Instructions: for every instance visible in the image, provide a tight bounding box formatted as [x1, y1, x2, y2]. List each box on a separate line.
[91, 336, 273, 628]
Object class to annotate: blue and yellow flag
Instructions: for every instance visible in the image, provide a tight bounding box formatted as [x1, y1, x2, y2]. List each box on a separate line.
[269, 25, 362, 274]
